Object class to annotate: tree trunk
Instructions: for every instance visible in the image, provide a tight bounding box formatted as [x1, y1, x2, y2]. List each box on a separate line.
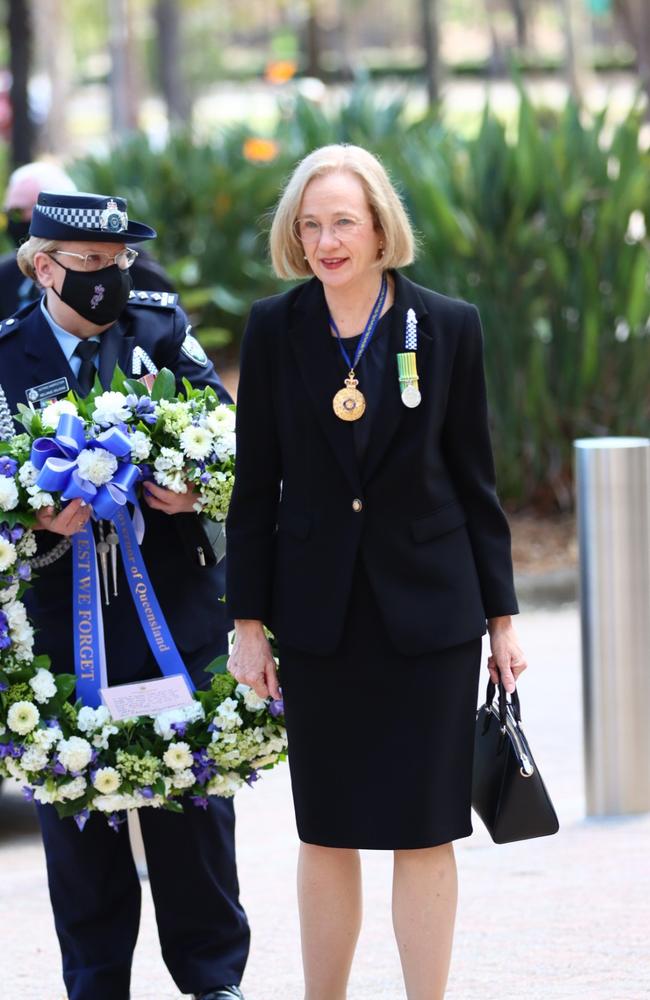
[508, 0, 528, 48]
[154, 0, 190, 123]
[108, 0, 139, 135]
[304, 1, 324, 78]
[614, 0, 650, 103]
[8, 0, 34, 167]
[32, 0, 70, 155]
[484, 0, 507, 76]
[420, 0, 441, 107]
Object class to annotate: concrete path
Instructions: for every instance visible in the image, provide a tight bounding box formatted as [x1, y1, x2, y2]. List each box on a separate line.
[2, 602, 649, 999]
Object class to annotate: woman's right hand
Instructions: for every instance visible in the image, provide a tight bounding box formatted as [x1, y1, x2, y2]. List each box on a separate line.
[228, 620, 281, 700]
[34, 498, 91, 536]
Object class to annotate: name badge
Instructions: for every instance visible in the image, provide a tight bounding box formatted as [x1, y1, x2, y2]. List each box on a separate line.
[100, 674, 194, 721]
[25, 377, 70, 409]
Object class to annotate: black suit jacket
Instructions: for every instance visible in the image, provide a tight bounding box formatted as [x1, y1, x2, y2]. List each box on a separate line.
[0, 296, 231, 684]
[226, 270, 518, 656]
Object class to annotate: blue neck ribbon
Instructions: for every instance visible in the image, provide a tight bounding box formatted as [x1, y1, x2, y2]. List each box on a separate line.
[329, 274, 388, 373]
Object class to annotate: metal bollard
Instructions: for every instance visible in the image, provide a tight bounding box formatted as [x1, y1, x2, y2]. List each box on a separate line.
[575, 437, 650, 816]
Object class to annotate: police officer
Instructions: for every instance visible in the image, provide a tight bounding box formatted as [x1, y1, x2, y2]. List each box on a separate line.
[0, 162, 175, 318]
[0, 190, 248, 1000]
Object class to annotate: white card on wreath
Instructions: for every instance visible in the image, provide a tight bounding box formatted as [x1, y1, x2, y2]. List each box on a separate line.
[100, 674, 194, 721]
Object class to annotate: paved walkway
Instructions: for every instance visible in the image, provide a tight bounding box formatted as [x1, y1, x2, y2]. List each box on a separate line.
[2, 603, 649, 999]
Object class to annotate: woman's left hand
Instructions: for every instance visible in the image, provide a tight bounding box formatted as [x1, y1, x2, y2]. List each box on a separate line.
[486, 616, 527, 694]
[142, 481, 199, 515]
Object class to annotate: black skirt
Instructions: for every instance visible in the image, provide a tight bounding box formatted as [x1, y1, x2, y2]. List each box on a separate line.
[278, 561, 482, 850]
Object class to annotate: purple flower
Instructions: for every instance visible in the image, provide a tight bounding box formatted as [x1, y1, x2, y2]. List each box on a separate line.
[139, 786, 155, 799]
[0, 679, 8, 692]
[108, 811, 126, 832]
[0, 457, 18, 477]
[171, 721, 188, 738]
[22, 786, 35, 801]
[245, 770, 260, 787]
[9, 526, 24, 543]
[192, 748, 218, 786]
[17, 562, 31, 581]
[268, 698, 284, 718]
[126, 395, 157, 425]
[0, 741, 21, 759]
[52, 757, 67, 776]
[200, 472, 211, 484]
[190, 795, 209, 810]
[74, 809, 90, 831]
[0, 634, 11, 651]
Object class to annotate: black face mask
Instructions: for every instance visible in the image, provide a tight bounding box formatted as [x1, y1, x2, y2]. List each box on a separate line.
[7, 218, 30, 247]
[49, 259, 133, 325]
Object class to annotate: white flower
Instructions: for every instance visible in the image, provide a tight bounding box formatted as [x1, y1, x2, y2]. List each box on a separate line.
[93, 767, 121, 794]
[21, 746, 49, 771]
[27, 486, 55, 509]
[154, 470, 187, 493]
[7, 701, 40, 735]
[59, 776, 87, 801]
[33, 785, 57, 805]
[33, 725, 63, 750]
[57, 735, 93, 772]
[41, 398, 78, 430]
[94, 792, 164, 812]
[206, 771, 243, 798]
[0, 538, 17, 572]
[158, 400, 191, 433]
[154, 447, 184, 472]
[153, 702, 204, 741]
[236, 684, 267, 712]
[0, 477, 19, 512]
[179, 425, 213, 460]
[4, 757, 27, 782]
[92, 391, 130, 426]
[0, 582, 19, 604]
[205, 407, 235, 435]
[129, 430, 152, 461]
[77, 447, 118, 486]
[18, 461, 38, 487]
[17, 531, 37, 557]
[170, 768, 195, 789]
[214, 697, 243, 732]
[215, 431, 236, 459]
[163, 742, 194, 772]
[29, 668, 57, 704]
[5, 601, 34, 654]
[91, 723, 119, 750]
[77, 705, 111, 733]
[626, 210, 646, 244]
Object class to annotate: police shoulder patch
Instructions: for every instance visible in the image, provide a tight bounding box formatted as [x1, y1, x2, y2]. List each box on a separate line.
[128, 290, 178, 308]
[181, 329, 209, 367]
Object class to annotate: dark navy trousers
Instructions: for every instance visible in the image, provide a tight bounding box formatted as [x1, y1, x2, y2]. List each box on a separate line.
[38, 795, 250, 1000]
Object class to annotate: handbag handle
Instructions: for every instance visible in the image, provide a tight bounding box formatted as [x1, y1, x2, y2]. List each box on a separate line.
[485, 677, 522, 725]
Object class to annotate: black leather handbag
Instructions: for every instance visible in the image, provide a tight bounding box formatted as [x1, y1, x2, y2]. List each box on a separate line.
[471, 680, 559, 844]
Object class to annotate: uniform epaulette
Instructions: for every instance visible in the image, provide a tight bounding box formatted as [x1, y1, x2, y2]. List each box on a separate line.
[128, 290, 178, 308]
[0, 315, 21, 339]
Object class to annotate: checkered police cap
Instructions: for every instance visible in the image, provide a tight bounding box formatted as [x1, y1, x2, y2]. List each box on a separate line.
[30, 191, 156, 243]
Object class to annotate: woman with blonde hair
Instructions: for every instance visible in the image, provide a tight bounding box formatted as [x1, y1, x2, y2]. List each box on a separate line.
[226, 144, 527, 999]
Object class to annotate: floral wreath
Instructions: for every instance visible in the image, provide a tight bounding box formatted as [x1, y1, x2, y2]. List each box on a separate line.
[0, 372, 286, 831]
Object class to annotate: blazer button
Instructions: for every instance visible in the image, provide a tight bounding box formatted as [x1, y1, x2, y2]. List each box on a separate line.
[352, 498, 363, 512]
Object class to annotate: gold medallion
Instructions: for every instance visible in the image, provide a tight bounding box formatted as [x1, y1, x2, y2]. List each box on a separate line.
[333, 374, 366, 422]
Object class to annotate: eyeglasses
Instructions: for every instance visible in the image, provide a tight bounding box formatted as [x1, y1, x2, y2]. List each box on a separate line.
[49, 248, 139, 272]
[293, 217, 367, 244]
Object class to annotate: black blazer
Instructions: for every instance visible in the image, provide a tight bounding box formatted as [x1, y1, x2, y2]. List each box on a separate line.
[0, 296, 232, 684]
[226, 270, 518, 656]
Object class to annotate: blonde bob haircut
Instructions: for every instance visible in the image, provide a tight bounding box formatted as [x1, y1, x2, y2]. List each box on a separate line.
[17, 237, 59, 281]
[270, 144, 416, 280]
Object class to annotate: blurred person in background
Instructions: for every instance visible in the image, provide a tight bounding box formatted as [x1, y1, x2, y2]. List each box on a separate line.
[0, 161, 175, 318]
[226, 144, 527, 1000]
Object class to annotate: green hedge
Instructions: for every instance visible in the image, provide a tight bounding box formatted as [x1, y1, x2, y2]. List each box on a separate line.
[62, 89, 650, 508]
